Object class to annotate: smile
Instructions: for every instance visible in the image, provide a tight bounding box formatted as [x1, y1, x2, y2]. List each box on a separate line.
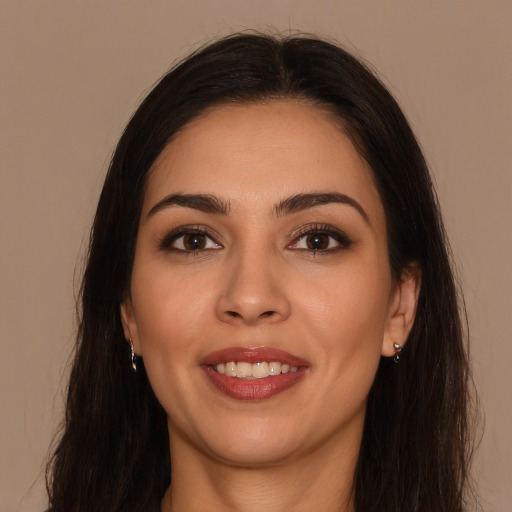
[200, 347, 309, 400]
[213, 361, 299, 378]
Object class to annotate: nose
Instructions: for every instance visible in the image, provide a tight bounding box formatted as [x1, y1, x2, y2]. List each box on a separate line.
[215, 249, 291, 326]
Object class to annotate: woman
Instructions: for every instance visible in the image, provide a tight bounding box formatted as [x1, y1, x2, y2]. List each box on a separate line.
[46, 33, 475, 512]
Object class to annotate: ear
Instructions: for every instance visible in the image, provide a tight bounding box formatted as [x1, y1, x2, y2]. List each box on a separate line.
[120, 293, 141, 355]
[381, 264, 421, 357]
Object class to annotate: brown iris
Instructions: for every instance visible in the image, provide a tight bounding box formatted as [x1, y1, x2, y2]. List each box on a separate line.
[183, 233, 207, 250]
[306, 233, 330, 250]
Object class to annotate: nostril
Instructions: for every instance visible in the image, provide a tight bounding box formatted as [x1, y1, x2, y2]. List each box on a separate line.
[225, 309, 276, 321]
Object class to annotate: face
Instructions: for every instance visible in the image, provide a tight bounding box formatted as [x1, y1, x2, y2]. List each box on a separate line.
[121, 100, 418, 467]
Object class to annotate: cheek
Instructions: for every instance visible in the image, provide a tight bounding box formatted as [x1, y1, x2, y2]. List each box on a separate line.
[296, 260, 391, 387]
[129, 267, 216, 400]
[132, 263, 213, 340]
[300, 262, 390, 338]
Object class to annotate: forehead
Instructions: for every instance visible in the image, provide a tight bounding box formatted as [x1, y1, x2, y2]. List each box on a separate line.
[144, 100, 382, 220]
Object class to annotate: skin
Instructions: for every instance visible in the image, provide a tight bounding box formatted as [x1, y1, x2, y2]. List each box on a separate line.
[121, 100, 420, 512]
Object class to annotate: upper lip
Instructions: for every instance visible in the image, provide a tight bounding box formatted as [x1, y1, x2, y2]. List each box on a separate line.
[200, 346, 309, 367]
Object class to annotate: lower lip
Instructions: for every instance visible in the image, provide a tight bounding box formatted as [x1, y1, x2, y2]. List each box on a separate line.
[202, 366, 307, 400]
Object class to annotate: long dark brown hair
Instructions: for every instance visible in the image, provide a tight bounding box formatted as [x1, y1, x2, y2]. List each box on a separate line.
[46, 33, 476, 512]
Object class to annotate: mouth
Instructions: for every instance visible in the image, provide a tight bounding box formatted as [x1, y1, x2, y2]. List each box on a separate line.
[200, 347, 309, 400]
[213, 361, 300, 378]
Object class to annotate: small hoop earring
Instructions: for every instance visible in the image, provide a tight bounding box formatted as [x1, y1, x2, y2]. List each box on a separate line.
[129, 340, 138, 372]
[393, 342, 402, 363]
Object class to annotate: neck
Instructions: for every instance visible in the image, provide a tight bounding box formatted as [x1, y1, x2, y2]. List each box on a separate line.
[161, 425, 360, 512]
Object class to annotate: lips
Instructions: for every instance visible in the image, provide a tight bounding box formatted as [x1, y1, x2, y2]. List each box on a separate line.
[200, 347, 309, 400]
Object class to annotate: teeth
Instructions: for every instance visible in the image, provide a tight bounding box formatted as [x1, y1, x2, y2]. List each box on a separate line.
[252, 362, 269, 378]
[213, 361, 300, 378]
[268, 361, 281, 375]
[224, 362, 237, 377]
[236, 362, 252, 378]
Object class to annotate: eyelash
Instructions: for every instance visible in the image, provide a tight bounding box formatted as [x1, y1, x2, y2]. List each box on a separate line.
[289, 223, 352, 254]
[158, 225, 221, 255]
[158, 223, 351, 255]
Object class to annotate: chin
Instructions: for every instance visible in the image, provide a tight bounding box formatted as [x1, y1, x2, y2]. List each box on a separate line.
[196, 418, 308, 467]
[211, 439, 302, 468]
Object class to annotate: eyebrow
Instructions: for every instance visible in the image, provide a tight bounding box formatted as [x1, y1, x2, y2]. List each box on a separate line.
[147, 193, 230, 218]
[274, 192, 370, 224]
[147, 191, 369, 225]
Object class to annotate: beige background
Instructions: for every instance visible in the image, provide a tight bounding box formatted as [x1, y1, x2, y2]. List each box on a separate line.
[1, 1, 510, 511]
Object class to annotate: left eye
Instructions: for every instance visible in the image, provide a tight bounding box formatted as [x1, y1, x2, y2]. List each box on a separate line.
[290, 230, 349, 252]
[170, 232, 221, 251]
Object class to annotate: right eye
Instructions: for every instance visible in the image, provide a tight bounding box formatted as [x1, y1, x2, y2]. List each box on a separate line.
[171, 232, 221, 251]
[159, 227, 222, 254]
